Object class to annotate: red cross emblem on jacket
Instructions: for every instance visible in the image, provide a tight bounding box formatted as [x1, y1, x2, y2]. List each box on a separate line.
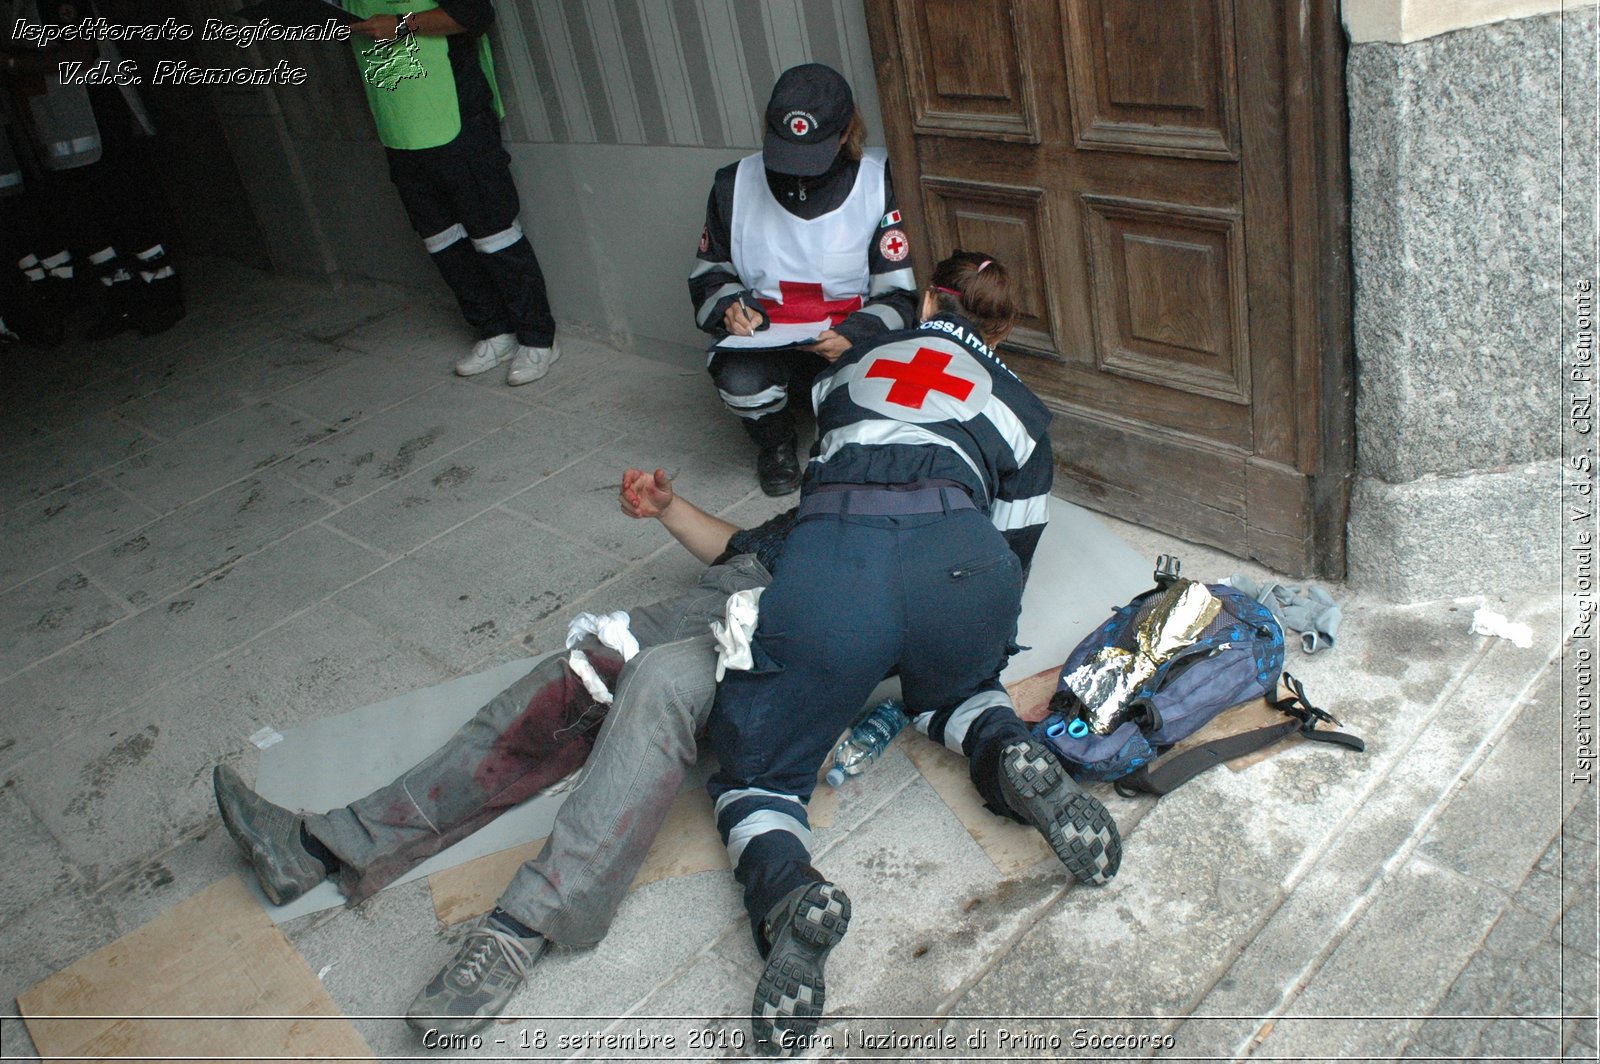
[865, 348, 975, 409]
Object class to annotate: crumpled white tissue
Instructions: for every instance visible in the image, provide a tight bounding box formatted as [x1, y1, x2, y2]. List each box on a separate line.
[1470, 608, 1534, 649]
[712, 588, 764, 681]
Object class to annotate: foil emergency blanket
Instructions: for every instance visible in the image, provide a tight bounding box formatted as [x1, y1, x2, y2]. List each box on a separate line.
[1060, 579, 1222, 735]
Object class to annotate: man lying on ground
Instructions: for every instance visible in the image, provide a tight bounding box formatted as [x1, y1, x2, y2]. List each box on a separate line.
[214, 469, 787, 1036]
[214, 463, 1111, 1043]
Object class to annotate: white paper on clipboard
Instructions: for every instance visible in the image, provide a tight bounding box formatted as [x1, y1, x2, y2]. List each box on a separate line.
[713, 319, 832, 353]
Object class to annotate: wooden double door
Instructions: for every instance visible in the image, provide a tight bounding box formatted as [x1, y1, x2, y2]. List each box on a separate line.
[865, 0, 1352, 576]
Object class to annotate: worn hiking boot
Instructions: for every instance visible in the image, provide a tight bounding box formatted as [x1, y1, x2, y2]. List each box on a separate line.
[212, 765, 327, 905]
[999, 740, 1122, 885]
[751, 881, 851, 1056]
[407, 918, 546, 1037]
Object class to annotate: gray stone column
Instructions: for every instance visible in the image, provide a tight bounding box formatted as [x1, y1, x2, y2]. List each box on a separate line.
[1344, 9, 1594, 600]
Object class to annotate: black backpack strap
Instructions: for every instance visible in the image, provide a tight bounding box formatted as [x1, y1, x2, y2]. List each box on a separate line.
[1113, 672, 1365, 798]
[1272, 672, 1366, 753]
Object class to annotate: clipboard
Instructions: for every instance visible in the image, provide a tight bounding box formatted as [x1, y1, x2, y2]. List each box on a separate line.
[712, 318, 831, 354]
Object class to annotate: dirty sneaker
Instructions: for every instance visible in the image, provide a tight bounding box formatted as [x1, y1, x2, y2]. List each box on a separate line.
[999, 740, 1122, 885]
[455, 333, 518, 377]
[212, 765, 327, 905]
[505, 340, 559, 386]
[407, 918, 546, 1037]
[751, 881, 850, 1056]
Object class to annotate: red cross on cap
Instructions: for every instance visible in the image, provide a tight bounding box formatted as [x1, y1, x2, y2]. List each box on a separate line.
[865, 347, 975, 409]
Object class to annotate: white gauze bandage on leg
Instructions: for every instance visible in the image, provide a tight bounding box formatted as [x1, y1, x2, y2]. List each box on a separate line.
[564, 610, 641, 704]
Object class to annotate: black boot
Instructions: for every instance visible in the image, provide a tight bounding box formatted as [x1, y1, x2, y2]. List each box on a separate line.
[998, 739, 1122, 885]
[131, 244, 185, 337]
[747, 411, 801, 496]
[85, 249, 138, 341]
[751, 880, 850, 1056]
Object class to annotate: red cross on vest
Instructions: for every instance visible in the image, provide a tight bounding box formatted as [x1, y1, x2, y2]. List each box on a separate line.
[883, 232, 906, 257]
[759, 280, 863, 326]
[865, 347, 975, 409]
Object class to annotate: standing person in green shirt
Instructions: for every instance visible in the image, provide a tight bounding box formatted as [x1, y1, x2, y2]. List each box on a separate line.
[347, 1, 559, 385]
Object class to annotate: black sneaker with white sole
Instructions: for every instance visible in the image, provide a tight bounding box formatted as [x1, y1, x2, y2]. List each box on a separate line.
[1000, 740, 1122, 885]
[752, 880, 851, 1056]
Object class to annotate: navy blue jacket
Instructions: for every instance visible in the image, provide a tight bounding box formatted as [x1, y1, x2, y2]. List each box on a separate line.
[807, 313, 1054, 572]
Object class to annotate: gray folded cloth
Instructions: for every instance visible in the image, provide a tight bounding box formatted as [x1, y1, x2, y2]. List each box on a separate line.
[1226, 575, 1342, 654]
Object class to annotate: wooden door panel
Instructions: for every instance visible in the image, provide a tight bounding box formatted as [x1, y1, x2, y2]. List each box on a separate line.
[920, 177, 1064, 358]
[1081, 195, 1250, 404]
[865, 0, 1352, 575]
[1064, 0, 1240, 159]
[1025, 366, 1254, 451]
[1051, 411, 1246, 545]
[891, 0, 1039, 141]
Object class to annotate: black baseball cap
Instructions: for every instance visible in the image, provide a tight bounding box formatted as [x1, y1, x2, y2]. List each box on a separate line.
[762, 64, 854, 177]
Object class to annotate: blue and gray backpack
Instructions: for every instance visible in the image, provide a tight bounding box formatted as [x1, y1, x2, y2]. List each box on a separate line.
[1033, 556, 1363, 796]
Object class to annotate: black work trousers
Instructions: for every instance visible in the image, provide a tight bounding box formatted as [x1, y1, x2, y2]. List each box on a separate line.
[385, 104, 555, 347]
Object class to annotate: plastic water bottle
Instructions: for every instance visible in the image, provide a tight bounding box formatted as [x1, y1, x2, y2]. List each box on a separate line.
[826, 698, 909, 787]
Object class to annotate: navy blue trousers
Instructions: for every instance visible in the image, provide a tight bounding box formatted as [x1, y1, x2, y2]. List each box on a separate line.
[706, 506, 1032, 945]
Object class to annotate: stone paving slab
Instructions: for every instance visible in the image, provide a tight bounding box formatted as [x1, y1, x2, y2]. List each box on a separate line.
[278, 382, 532, 504]
[0, 413, 155, 513]
[108, 334, 349, 440]
[77, 472, 336, 610]
[0, 784, 81, 930]
[1417, 664, 1567, 892]
[332, 507, 626, 668]
[9, 599, 448, 885]
[326, 416, 615, 558]
[0, 524, 386, 775]
[106, 400, 336, 515]
[0, 565, 130, 680]
[271, 350, 442, 428]
[0, 475, 160, 596]
[1263, 856, 1509, 1060]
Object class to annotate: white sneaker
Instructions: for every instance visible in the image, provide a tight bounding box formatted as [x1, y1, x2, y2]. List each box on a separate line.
[455, 333, 518, 377]
[506, 341, 560, 386]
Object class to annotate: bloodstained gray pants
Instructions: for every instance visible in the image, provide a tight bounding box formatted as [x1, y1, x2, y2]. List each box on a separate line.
[301, 554, 772, 947]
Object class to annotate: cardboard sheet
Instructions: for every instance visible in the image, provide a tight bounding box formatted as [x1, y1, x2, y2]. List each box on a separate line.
[1174, 696, 1304, 772]
[429, 769, 840, 926]
[19, 876, 374, 1064]
[1005, 665, 1060, 724]
[901, 737, 1054, 876]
